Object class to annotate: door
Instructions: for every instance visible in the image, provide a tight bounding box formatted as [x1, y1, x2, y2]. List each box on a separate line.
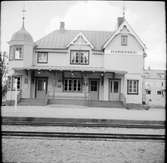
[36, 78, 48, 99]
[89, 79, 99, 100]
[109, 79, 120, 101]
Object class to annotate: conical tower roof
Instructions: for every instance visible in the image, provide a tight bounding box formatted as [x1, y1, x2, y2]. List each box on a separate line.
[10, 24, 33, 43]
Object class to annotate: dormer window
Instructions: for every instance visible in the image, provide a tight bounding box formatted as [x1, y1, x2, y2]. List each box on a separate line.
[70, 50, 89, 65]
[9, 45, 23, 60]
[121, 35, 128, 46]
[37, 52, 48, 63]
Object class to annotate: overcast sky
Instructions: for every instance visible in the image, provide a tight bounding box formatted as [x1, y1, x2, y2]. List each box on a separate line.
[1, 1, 166, 70]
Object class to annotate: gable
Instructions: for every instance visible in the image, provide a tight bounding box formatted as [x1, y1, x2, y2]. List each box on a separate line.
[66, 32, 94, 49]
[120, 25, 129, 33]
[106, 32, 144, 52]
[103, 20, 146, 50]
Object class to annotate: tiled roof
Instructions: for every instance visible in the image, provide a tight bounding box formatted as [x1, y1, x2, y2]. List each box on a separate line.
[35, 30, 114, 50]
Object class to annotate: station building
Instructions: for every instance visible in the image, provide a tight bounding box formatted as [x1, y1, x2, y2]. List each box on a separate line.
[7, 15, 149, 106]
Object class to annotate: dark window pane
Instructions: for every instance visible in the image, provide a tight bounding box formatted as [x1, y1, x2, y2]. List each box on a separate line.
[38, 80, 43, 91]
[91, 80, 97, 91]
[114, 81, 118, 93]
[74, 80, 77, 91]
[78, 80, 81, 91]
[69, 80, 72, 90]
[110, 81, 112, 92]
[157, 90, 162, 95]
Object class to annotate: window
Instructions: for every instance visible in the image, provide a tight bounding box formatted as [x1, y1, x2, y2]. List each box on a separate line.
[70, 50, 89, 65]
[157, 90, 162, 95]
[113, 81, 119, 93]
[146, 90, 151, 94]
[64, 79, 82, 92]
[15, 47, 22, 59]
[9, 45, 23, 60]
[110, 81, 119, 93]
[12, 76, 21, 90]
[121, 35, 128, 46]
[127, 80, 139, 94]
[37, 52, 48, 63]
[90, 80, 98, 91]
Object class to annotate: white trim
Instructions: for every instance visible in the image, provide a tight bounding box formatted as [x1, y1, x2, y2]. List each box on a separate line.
[66, 32, 94, 49]
[103, 19, 146, 49]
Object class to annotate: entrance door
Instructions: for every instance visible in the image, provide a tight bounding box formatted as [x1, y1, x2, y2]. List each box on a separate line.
[109, 79, 120, 101]
[89, 79, 99, 100]
[36, 78, 48, 99]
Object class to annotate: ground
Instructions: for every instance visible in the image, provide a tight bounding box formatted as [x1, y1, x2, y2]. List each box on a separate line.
[2, 136, 165, 163]
[1, 105, 165, 121]
[2, 105, 165, 163]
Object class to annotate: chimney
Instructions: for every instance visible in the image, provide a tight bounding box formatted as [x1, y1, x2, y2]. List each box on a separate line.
[60, 21, 65, 31]
[117, 17, 124, 28]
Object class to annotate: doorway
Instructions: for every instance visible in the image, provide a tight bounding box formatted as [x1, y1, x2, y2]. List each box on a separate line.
[35, 77, 48, 99]
[109, 79, 120, 101]
[89, 79, 99, 100]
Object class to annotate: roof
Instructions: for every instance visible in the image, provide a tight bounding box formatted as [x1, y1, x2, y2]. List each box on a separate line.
[35, 30, 114, 50]
[14, 65, 127, 74]
[144, 69, 166, 79]
[10, 25, 33, 43]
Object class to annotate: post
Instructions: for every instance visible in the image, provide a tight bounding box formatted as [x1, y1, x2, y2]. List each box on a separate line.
[14, 78, 17, 109]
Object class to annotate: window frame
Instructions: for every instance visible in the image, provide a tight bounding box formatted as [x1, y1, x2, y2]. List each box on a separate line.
[157, 90, 162, 95]
[9, 45, 24, 61]
[37, 52, 48, 64]
[127, 80, 139, 95]
[70, 50, 89, 65]
[11, 76, 22, 90]
[121, 35, 128, 46]
[146, 89, 151, 95]
[63, 78, 82, 92]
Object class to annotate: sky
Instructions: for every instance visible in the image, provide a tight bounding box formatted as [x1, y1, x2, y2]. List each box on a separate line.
[1, 1, 166, 70]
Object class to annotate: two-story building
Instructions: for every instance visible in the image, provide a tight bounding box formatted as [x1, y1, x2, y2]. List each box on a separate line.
[6, 16, 147, 106]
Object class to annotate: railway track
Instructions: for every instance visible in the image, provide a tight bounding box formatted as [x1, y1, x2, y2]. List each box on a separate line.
[2, 117, 165, 129]
[2, 131, 165, 140]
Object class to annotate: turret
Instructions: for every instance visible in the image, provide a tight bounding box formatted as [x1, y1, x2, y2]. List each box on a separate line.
[8, 10, 34, 67]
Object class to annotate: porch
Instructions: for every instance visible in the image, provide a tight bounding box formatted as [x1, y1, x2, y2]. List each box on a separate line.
[7, 66, 127, 107]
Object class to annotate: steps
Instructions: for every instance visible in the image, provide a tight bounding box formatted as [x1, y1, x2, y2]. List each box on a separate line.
[19, 98, 124, 108]
[88, 100, 124, 108]
[19, 98, 48, 106]
[48, 99, 124, 108]
[48, 99, 87, 106]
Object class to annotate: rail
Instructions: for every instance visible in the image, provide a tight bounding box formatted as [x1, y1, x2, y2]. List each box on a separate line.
[2, 131, 165, 140]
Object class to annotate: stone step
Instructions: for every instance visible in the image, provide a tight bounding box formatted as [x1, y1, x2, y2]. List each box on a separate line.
[48, 99, 87, 106]
[48, 99, 124, 108]
[18, 98, 47, 106]
[88, 101, 124, 108]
